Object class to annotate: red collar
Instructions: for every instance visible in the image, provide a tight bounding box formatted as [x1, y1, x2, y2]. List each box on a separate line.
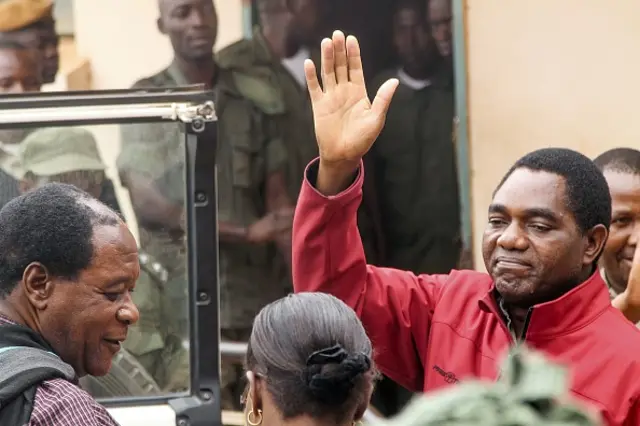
[479, 270, 611, 339]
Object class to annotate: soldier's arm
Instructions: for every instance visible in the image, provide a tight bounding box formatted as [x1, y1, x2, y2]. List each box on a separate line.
[120, 171, 184, 231]
[118, 122, 184, 231]
[217, 221, 250, 242]
[266, 170, 294, 269]
[264, 131, 294, 268]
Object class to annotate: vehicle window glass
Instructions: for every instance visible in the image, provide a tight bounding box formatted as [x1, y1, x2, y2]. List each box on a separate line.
[0, 122, 190, 399]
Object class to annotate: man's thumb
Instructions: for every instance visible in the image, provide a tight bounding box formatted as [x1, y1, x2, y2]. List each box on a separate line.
[371, 78, 399, 117]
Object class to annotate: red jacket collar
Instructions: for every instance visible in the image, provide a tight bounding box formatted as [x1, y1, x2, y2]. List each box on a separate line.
[479, 270, 611, 339]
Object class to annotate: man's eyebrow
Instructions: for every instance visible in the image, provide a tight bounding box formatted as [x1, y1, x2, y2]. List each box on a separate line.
[488, 204, 559, 222]
[522, 207, 559, 222]
[103, 277, 132, 290]
[488, 203, 507, 215]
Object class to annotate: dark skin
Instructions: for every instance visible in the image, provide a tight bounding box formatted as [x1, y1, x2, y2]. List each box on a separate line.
[21, 170, 106, 200]
[0, 48, 41, 94]
[482, 168, 607, 337]
[600, 170, 640, 323]
[157, 0, 218, 87]
[259, 0, 320, 59]
[392, 6, 439, 80]
[0, 215, 140, 377]
[0, 13, 60, 84]
[427, 0, 452, 58]
[125, 0, 294, 250]
[286, 0, 320, 51]
[0, 47, 42, 144]
[601, 170, 640, 295]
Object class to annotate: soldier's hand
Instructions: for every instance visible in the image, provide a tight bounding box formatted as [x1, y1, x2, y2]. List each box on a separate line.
[246, 209, 293, 244]
[305, 31, 398, 194]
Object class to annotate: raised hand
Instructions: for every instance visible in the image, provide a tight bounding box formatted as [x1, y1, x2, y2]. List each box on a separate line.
[613, 236, 640, 323]
[304, 30, 398, 194]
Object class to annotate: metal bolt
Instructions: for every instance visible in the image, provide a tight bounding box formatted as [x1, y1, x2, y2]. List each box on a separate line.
[196, 192, 206, 202]
[177, 419, 188, 426]
[198, 291, 208, 302]
[201, 391, 212, 400]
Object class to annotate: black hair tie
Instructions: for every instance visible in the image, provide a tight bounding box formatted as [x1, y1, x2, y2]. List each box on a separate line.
[304, 344, 372, 406]
[306, 344, 349, 366]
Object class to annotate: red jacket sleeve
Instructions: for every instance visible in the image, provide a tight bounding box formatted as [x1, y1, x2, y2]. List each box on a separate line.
[292, 159, 448, 391]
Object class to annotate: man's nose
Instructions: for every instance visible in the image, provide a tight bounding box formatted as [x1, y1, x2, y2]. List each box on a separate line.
[628, 221, 640, 246]
[189, 10, 206, 27]
[117, 298, 140, 326]
[496, 222, 528, 251]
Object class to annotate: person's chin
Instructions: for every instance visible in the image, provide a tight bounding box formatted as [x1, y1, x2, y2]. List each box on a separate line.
[87, 359, 113, 377]
[188, 45, 215, 61]
[494, 278, 531, 303]
[43, 71, 57, 84]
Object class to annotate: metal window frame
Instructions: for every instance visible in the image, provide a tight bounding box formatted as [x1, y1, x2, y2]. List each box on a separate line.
[0, 88, 221, 426]
[453, 0, 474, 257]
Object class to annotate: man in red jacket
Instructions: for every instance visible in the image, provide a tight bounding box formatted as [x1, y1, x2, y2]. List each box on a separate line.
[292, 30, 640, 426]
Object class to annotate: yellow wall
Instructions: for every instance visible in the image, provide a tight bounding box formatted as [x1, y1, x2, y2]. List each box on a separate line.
[465, 0, 640, 269]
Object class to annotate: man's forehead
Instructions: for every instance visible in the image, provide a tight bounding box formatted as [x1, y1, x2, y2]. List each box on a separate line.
[493, 168, 568, 214]
[0, 30, 40, 47]
[605, 171, 640, 205]
[396, 7, 421, 24]
[159, 0, 206, 12]
[428, 0, 452, 16]
[256, 0, 289, 13]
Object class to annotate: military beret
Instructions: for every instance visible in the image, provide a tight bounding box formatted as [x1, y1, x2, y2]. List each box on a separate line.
[0, 0, 53, 32]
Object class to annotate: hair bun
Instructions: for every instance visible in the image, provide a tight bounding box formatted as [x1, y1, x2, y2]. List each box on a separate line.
[304, 345, 371, 406]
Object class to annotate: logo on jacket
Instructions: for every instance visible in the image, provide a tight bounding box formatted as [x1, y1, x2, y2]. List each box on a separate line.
[433, 365, 459, 384]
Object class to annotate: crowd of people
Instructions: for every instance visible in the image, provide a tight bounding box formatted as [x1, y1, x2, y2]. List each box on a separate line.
[0, 0, 639, 425]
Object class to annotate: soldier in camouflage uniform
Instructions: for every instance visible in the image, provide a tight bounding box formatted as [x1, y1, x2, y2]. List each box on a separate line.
[385, 346, 600, 426]
[216, 0, 384, 264]
[116, 0, 220, 393]
[118, 0, 294, 405]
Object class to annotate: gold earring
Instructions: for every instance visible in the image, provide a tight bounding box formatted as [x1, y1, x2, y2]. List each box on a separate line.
[246, 395, 263, 426]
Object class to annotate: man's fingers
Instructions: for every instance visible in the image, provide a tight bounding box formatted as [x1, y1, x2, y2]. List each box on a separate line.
[304, 59, 322, 102]
[346, 35, 365, 85]
[370, 78, 399, 117]
[332, 30, 348, 84]
[320, 38, 336, 91]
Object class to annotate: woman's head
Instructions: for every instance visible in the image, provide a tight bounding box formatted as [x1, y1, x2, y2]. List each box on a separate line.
[244, 292, 375, 426]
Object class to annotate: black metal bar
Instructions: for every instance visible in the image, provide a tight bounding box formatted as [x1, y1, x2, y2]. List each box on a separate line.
[95, 394, 183, 408]
[0, 85, 213, 109]
[0, 117, 181, 130]
[169, 120, 221, 426]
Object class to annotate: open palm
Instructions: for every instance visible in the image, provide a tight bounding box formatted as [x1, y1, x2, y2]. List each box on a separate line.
[305, 31, 399, 166]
